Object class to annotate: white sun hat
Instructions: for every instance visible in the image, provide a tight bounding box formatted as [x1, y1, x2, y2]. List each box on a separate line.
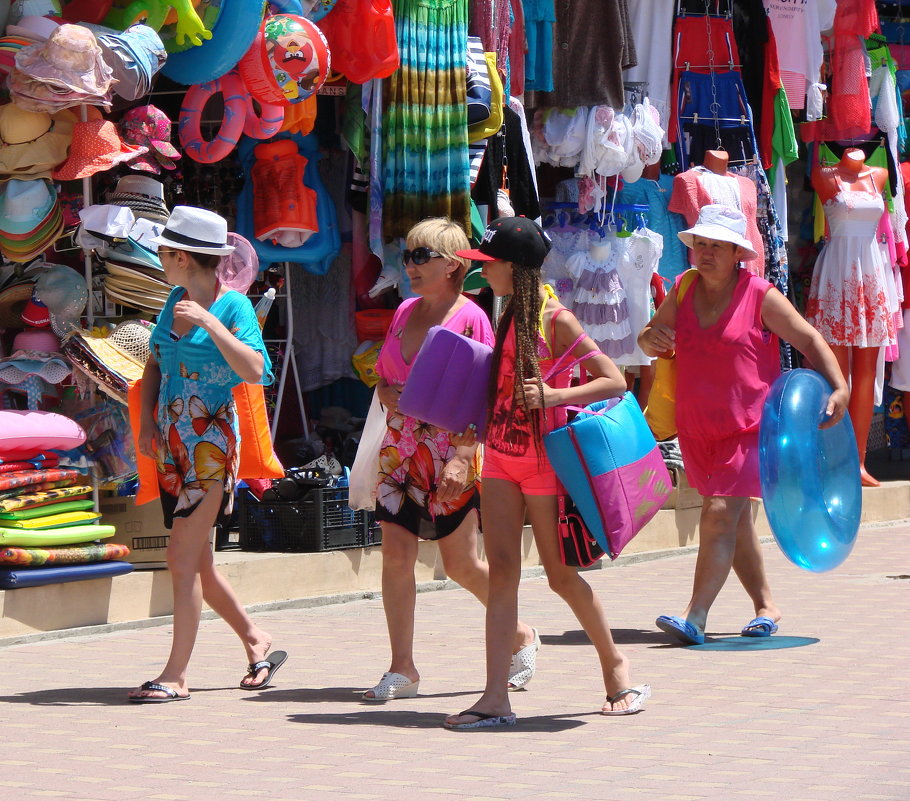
[677, 204, 759, 261]
[150, 205, 235, 255]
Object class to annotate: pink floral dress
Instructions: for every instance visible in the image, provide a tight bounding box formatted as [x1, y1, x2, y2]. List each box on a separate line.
[374, 298, 493, 539]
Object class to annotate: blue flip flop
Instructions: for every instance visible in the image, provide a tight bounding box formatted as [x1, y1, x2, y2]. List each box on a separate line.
[741, 616, 779, 637]
[656, 615, 705, 645]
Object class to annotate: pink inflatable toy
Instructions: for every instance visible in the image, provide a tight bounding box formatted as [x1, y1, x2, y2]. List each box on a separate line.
[397, 326, 493, 437]
[0, 410, 86, 458]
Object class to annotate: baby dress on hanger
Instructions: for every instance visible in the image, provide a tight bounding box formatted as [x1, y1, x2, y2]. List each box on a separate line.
[567, 233, 634, 358]
[806, 176, 898, 348]
[613, 226, 663, 367]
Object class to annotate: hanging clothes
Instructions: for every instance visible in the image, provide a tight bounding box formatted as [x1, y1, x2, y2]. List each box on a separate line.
[523, 0, 555, 92]
[567, 235, 634, 359]
[540, 222, 590, 306]
[539, 0, 636, 110]
[382, 0, 471, 238]
[613, 227, 662, 367]
[472, 106, 541, 220]
[615, 173, 688, 282]
[622, 0, 674, 125]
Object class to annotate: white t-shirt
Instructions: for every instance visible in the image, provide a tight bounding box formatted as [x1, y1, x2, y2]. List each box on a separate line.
[763, 0, 834, 111]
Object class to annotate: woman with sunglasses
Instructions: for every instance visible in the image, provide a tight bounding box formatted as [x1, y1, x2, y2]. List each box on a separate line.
[364, 217, 538, 701]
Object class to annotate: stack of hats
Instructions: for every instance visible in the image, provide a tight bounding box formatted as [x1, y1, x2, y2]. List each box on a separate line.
[0, 179, 63, 262]
[119, 105, 180, 174]
[103, 251, 170, 312]
[0, 102, 75, 181]
[76, 203, 170, 312]
[62, 322, 151, 404]
[93, 24, 166, 101]
[9, 23, 115, 113]
[0, 14, 58, 75]
[105, 174, 170, 224]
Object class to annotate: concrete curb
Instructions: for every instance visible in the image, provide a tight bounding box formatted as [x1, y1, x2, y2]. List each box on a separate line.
[5, 519, 906, 649]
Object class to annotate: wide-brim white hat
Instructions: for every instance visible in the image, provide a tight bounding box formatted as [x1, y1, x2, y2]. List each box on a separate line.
[150, 205, 235, 255]
[677, 204, 758, 261]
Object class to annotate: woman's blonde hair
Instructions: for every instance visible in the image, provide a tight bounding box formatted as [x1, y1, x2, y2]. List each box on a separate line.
[406, 217, 471, 286]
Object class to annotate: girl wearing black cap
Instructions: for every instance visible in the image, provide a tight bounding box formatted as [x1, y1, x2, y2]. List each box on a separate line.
[445, 217, 650, 729]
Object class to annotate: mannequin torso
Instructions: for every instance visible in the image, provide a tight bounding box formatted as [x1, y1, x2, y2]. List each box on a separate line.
[701, 149, 729, 175]
[812, 149, 887, 204]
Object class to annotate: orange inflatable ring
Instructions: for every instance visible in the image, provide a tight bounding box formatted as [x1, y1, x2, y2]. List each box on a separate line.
[243, 96, 285, 140]
[279, 93, 317, 135]
[178, 70, 247, 164]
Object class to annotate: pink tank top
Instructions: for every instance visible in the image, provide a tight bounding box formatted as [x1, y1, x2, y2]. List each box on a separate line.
[676, 269, 780, 439]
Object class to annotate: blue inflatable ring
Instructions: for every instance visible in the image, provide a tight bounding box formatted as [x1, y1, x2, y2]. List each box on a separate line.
[758, 369, 861, 573]
[161, 0, 264, 86]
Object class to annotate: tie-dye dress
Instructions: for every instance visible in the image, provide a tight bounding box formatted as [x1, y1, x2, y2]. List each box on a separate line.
[149, 288, 273, 528]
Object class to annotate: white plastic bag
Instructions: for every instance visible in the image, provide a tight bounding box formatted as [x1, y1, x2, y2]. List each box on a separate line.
[348, 389, 386, 510]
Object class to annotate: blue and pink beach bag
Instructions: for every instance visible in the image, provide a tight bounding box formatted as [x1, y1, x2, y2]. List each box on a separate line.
[544, 392, 672, 559]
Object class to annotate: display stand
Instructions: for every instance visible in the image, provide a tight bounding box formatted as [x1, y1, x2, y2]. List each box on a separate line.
[268, 263, 307, 438]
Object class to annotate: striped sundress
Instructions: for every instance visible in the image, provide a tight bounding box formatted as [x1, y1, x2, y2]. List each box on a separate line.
[383, 0, 471, 238]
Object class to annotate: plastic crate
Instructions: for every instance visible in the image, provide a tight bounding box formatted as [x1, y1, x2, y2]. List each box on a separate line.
[238, 486, 369, 552]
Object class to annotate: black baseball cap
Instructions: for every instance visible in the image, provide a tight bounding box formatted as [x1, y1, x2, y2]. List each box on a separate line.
[456, 216, 551, 269]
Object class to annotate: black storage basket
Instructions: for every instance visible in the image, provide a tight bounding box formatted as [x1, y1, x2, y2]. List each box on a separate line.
[238, 486, 369, 552]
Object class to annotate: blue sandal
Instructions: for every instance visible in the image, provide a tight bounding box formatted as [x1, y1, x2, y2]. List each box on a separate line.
[656, 615, 705, 645]
[741, 616, 779, 637]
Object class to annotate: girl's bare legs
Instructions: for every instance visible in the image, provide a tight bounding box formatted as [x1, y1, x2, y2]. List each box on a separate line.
[444, 479, 526, 724]
[436, 511, 536, 654]
[524, 494, 634, 712]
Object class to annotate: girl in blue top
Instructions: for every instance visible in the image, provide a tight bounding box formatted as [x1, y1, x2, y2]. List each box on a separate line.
[129, 207, 286, 703]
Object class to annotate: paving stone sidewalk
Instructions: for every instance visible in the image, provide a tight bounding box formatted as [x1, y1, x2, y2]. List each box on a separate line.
[1, 521, 908, 801]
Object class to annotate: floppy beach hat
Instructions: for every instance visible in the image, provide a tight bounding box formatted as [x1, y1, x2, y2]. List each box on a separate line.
[456, 216, 552, 270]
[14, 23, 113, 97]
[52, 119, 147, 180]
[119, 105, 180, 173]
[95, 24, 166, 102]
[151, 206, 236, 256]
[677, 204, 758, 261]
[0, 103, 73, 179]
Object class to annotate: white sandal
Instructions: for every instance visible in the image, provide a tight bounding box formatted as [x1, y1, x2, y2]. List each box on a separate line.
[508, 628, 540, 691]
[362, 672, 420, 701]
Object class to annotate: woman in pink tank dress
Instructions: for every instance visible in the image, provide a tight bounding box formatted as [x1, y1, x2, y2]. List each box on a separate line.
[639, 205, 848, 646]
[364, 218, 537, 702]
[444, 217, 649, 730]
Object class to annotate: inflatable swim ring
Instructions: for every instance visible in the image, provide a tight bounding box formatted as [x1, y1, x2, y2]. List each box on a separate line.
[178, 70, 247, 163]
[160, 0, 264, 85]
[759, 369, 861, 573]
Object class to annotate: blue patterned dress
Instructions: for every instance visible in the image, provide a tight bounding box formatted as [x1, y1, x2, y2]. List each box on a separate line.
[149, 288, 273, 526]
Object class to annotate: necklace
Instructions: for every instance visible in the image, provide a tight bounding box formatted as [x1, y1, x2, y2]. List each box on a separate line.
[699, 272, 738, 318]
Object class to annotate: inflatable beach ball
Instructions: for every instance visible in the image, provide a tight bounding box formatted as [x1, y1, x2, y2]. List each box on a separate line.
[238, 14, 331, 105]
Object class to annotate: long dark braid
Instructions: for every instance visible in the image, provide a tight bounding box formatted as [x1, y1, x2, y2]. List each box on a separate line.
[488, 265, 546, 452]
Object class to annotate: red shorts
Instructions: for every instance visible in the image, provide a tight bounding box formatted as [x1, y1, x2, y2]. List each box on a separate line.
[482, 447, 558, 496]
[677, 429, 761, 499]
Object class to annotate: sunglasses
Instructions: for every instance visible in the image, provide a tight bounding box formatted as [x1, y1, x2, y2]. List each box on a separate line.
[402, 247, 442, 266]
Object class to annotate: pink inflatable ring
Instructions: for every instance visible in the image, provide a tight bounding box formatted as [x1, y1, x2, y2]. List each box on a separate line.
[179, 70, 247, 164]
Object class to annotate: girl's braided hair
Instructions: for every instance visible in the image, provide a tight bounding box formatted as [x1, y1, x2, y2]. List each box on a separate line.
[487, 262, 546, 451]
